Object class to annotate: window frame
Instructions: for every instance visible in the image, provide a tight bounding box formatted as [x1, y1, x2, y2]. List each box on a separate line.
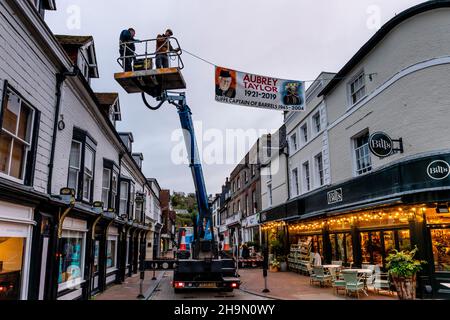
[118, 177, 131, 219]
[102, 159, 120, 211]
[0, 81, 40, 185]
[314, 152, 324, 187]
[291, 168, 299, 197]
[290, 132, 298, 154]
[302, 161, 311, 193]
[300, 123, 308, 145]
[348, 70, 367, 107]
[67, 127, 97, 203]
[352, 130, 372, 176]
[312, 111, 321, 134]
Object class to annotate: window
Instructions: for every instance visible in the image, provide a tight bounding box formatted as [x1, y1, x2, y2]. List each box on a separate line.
[129, 183, 135, 220]
[0, 86, 36, 183]
[312, 112, 321, 134]
[244, 171, 248, 183]
[237, 200, 241, 213]
[349, 71, 366, 105]
[245, 194, 249, 215]
[291, 168, 299, 197]
[58, 230, 85, 290]
[237, 177, 241, 189]
[290, 133, 298, 153]
[111, 172, 118, 210]
[251, 165, 256, 177]
[315, 153, 324, 187]
[68, 141, 82, 193]
[268, 183, 273, 207]
[119, 181, 129, 216]
[102, 168, 111, 209]
[0, 237, 25, 300]
[353, 131, 372, 175]
[302, 161, 310, 192]
[252, 190, 256, 214]
[67, 128, 97, 201]
[82, 147, 94, 201]
[106, 236, 117, 270]
[301, 123, 308, 144]
[430, 228, 450, 272]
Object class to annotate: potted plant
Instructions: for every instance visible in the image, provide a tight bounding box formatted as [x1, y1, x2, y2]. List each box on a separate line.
[269, 258, 280, 272]
[386, 246, 426, 300]
[279, 255, 288, 272]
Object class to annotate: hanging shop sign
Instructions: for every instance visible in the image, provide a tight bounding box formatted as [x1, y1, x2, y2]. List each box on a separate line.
[214, 66, 306, 111]
[368, 132, 403, 158]
[427, 160, 450, 180]
[327, 188, 343, 205]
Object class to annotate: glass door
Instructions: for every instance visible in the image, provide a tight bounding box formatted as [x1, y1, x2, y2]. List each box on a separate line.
[91, 239, 100, 293]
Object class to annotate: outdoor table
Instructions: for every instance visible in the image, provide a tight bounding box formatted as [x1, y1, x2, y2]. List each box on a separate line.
[342, 269, 373, 296]
[322, 264, 342, 269]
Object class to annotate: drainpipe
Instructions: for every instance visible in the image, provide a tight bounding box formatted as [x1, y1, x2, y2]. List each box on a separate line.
[47, 68, 79, 195]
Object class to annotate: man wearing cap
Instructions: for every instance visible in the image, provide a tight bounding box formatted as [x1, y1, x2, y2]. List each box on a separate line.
[216, 70, 236, 98]
[155, 28, 180, 69]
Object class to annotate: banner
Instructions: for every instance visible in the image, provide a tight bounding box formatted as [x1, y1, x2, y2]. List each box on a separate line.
[215, 66, 306, 111]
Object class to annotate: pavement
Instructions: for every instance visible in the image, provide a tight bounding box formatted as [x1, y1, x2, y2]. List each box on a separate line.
[94, 271, 164, 300]
[238, 268, 398, 300]
[93, 268, 398, 300]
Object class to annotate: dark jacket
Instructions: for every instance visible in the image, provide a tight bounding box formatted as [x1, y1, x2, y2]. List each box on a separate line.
[120, 29, 136, 53]
[216, 85, 236, 98]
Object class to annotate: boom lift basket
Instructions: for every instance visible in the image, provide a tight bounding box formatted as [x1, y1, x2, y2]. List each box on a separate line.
[114, 37, 186, 98]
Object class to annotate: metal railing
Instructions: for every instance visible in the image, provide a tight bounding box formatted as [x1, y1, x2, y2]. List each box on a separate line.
[117, 37, 184, 72]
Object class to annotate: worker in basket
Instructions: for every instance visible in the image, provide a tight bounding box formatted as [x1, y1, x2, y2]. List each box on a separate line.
[155, 28, 181, 69]
[119, 27, 138, 71]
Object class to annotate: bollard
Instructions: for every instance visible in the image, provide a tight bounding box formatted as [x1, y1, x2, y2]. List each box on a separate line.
[137, 271, 145, 299]
[152, 262, 157, 280]
[262, 246, 270, 293]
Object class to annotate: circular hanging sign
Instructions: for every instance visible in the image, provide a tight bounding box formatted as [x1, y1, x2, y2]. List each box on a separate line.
[369, 132, 393, 158]
[427, 160, 450, 180]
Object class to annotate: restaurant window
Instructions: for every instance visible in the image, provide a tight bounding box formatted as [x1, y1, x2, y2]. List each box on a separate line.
[0, 85, 38, 184]
[330, 233, 352, 264]
[314, 153, 324, 187]
[106, 236, 117, 271]
[430, 228, 450, 272]
[353, 131, 372, 176]
[398, 229, 411, 251]
[58, 230, 85, 291]
[348, 71, 366, 105]
[119, 181, 129, 217]
[302, 161, 311, 192]
[0, 237, 25, 300]
[67, 128, 97, 202]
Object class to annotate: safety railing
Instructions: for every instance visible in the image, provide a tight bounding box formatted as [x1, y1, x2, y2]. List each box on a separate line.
[117, 37, 184, 72]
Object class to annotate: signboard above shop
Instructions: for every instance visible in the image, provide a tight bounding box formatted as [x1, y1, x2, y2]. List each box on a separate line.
[214, 66, 306, 111]
[369, 131, 403, 158]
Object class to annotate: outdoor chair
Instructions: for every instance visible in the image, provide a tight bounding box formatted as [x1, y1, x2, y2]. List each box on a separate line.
[362, 265, 376, 289]
[342, 270, 365, 299]
[372, 270, 393, 295]
[306, 263, 319, 285]
[313, 266, 332, 287]
[329, 267, 346, 295]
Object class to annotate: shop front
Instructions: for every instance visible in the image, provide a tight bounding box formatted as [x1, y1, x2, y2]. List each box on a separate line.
[260, 152, 450, 298]
[242, 213, 260, 244]
[0, 200, 34, 300]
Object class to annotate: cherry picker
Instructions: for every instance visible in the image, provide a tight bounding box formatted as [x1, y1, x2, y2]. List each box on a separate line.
[114, 37, 240, 292]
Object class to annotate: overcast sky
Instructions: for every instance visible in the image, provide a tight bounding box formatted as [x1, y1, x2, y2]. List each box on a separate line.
[45, 0, 423, 195]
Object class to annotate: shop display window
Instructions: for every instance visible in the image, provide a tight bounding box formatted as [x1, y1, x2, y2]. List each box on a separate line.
[58, 231, 85, 290]
[106, 238, 117, 270]
[430, 228, 450, 272]
[0, 237, 24, 300]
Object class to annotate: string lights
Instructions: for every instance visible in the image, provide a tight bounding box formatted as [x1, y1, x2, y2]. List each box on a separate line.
[261, 205, 427, 233]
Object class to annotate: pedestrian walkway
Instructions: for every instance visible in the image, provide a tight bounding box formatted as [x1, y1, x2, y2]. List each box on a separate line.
[238, 269, 397, 300]
[94, 271, 164, 300]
